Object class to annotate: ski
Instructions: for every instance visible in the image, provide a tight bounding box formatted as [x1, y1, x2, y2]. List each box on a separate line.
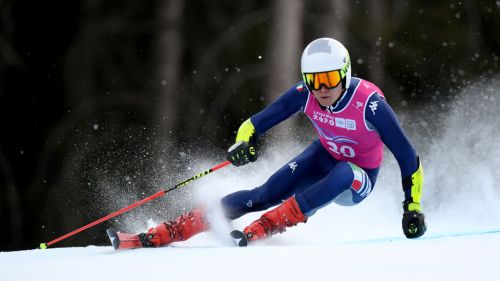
[230, 230, 248, 247]
[107, 228, 249, 249]
[106, 228, 145, 250]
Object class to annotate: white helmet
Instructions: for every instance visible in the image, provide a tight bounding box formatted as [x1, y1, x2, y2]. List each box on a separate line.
[301, 38, 351, 91]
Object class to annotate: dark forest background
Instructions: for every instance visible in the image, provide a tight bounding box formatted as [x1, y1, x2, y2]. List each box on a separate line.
[0, 0, 499, 250]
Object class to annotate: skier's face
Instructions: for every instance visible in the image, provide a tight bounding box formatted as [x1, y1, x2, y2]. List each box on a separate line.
[312, 83, 343, 107]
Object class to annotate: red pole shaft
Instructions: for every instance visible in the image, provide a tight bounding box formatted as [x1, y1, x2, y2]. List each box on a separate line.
[42, 160, 231, 248]
[211, 160, 231, 171]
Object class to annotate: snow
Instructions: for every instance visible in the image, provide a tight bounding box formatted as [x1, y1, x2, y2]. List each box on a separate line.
[1, 229, 499, 280]
[2, 78, 500, 280]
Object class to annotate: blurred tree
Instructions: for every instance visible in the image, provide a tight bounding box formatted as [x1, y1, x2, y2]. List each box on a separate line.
[367, 0, 388, 86]
[155, 0, 184, 142]
[265, 0, 303, 101]
[264, 0, 303, 138]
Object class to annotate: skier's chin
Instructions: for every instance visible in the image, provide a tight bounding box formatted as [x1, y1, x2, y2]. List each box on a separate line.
[318, 97, 336, 107]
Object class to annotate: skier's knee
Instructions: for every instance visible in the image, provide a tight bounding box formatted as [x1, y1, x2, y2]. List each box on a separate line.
[334, 162, 373, 205]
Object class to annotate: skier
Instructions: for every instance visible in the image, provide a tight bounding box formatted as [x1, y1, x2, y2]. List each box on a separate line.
[111, 37, 426, 248]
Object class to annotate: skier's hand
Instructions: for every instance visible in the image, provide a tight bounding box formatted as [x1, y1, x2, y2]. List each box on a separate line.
[402, 210, 427, 238]
[227, 141, 257, 166]
[227, 118, 258, 166]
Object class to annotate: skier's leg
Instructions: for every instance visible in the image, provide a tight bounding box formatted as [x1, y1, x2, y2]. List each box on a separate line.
[221, 140, 336, 220]
[243, 162, 378, 241]
[138, 141, 331, 247]
[294, 162, 379, 216]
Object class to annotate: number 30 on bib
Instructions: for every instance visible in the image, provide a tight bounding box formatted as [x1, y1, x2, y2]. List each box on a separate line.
[326, 141, 355, 158]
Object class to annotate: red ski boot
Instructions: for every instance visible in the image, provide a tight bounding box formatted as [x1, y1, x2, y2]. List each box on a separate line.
[243, 197, 307, 242]
[139, 207, 210, 247]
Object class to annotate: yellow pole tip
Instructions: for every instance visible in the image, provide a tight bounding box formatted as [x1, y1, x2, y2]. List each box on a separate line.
[39, 243, 47, 250]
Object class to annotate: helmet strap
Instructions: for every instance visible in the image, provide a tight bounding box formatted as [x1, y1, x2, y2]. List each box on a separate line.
[341, 76, 347, 91]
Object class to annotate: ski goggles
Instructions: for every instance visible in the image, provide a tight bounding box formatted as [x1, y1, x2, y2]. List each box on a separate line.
[302, 70, 343, 91]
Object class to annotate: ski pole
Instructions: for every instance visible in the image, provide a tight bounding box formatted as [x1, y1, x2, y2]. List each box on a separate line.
[39, 160, 231, 249]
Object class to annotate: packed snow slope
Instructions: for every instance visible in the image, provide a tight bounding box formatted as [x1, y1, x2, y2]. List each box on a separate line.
[1, 230, 500, 281]
[1, 78, 500, 280]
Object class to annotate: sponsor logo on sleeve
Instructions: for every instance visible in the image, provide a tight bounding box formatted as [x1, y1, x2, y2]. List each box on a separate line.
[369, 101, 379, 115]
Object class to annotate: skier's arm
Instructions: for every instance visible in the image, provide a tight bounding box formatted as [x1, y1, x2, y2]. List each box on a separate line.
[365, 93, 426, 238]
[250, 82, 308, 136]
[227, 82, 308, 166]
[365, 94, 419, 179]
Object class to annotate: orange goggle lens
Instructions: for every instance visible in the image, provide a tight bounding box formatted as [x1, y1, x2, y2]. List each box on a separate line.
[303, 70, 342, 91]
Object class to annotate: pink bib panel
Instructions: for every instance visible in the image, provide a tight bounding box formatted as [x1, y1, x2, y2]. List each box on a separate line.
[304, 79, 385, 169]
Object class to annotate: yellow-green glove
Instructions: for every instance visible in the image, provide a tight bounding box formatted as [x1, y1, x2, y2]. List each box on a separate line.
[227, 119, 258, 166]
